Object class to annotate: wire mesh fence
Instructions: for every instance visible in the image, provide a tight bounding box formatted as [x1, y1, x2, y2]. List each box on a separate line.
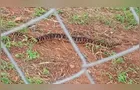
[1, 7, 139, 84]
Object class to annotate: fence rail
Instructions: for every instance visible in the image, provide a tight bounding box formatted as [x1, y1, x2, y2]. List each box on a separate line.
[1, 7, 139, 84]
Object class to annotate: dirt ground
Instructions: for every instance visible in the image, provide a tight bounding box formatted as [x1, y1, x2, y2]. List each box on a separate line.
[0, 7, 140, 84]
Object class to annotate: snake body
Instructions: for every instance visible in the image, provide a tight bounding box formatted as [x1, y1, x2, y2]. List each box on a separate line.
[10, 32, 118, 48]
[36, 33, 94, 44]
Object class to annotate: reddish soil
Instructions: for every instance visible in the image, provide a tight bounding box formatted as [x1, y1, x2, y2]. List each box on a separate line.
[1, 7, 139, 84]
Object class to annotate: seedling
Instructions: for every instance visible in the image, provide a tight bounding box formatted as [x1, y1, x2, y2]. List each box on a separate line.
[34, 7, 46, 17]
[0, 60, 14, 70]
[43, 68, 50, 75]
[27, 77, 43, 84]
[1, 36, 12, 48]
[26, 49, 39, 60]
[117, 71, 127, 83]
[15, 53, 25, 59]
[70, 13, 89, 24]
[1, 72, 12, 84]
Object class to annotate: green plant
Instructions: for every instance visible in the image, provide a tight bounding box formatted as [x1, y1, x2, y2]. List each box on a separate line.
[70, 13, 89, 24]
[1, 72, 12, 84]
[11, 41, 24, 47]
[115, 14, 125, 23]
[7, 21, 16, 27]
[112, 57, 125, 64]
[34, 7, 46, 17]
[27, 77, 43, 84]
[115, 9, 138, 30]
[104, 20, 111, 25]
[127, 79, 133, 84]
[57, 9, 63, 14]
[43, 68, 50, 75]
[19, 28, 28, 33]
[117, 71, 127, 83]
[15, 53, 25, 59]
[106, 72, 113, 80]
[103, 51, 111, 56]
[1, 36, 12, 48]
[0, 60, 14, 70]
[134, 7, 140, 15]
[26, 49, 39, 60]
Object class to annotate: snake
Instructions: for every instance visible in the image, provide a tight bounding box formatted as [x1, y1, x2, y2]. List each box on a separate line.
[10, 32, 119, 48]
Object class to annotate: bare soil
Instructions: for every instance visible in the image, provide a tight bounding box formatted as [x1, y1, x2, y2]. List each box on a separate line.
[1, 7, 139, 84]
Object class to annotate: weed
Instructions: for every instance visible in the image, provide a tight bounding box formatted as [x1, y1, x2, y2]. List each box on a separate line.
[7, 21, 17, 28]
[43, 68, 50, 75]
[26, 49, 39, 60]
[114, 9, 138, 29]
[57, 9, 63, 14]
[103, 51, 111, 56]
[34, 7, 46, 17]
[19, 28, 28, 33]
[106, 52, 124, 64]
[2, 36, 10, 42]
[106, 72, 113, 80]
[27, 77, 43, 84]
[11, 41, 24, 47]
[134, 7, 140, 15]
[1, 72, 12, 84]
[116, 67, 136, 84]
[0, 60, 14, 70]
[104, 20, 112, 26]
[98, 16, 113, 27]
[115, 14, 125, 23]
[49, 9, 64, 17]
[103, 51, 125, 64]
[15, 53, 25, 59]
[117, 71, 127, 83]
[70, 13, 89, 24]
[1, 36, 12, 48]
[127, 79, 133, 84]
[2, 35, 25, 48]
[112, 57, 125, 64]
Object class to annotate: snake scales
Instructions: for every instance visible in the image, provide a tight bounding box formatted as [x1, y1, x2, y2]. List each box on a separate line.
[10, 32, 119, 48]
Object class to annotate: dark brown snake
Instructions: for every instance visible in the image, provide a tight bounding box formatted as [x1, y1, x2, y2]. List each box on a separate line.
[10, 32, 119, 48]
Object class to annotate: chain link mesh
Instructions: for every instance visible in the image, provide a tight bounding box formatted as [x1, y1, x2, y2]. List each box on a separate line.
[1, 7, 139, 84]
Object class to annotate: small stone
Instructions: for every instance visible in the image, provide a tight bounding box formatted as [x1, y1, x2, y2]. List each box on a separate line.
[69, 64, 75, 68]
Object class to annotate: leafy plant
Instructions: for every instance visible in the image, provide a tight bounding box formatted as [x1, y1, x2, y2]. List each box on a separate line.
[106, 72, 113, 80]
[1, 36, 12, 48]
[15, 53, 25, 59]
[26, 49, 39, 60]
[70, 13, 89, 24]
[27, 77, 43, 84]
[7, 21, 17, 28]
[115, 9, 138, 29]
[118, 71, 127, 83]
[112, 57, 125, 64]
[11, 41, 24, 47]
[34, 7, 46, 17]
[43, 68, 50, 75]
[1, 72, 12, 84]
[115, 14, 125, 23]
[0, 60, 14, 70]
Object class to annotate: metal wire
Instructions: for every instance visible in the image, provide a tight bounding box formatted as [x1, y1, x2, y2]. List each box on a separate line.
[1, 8, 55, 37]
[130, 7, 139, 24]
[1, 7, 139, 84]
[83, 45, 139, 68]
[1, 42, 29, 84]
